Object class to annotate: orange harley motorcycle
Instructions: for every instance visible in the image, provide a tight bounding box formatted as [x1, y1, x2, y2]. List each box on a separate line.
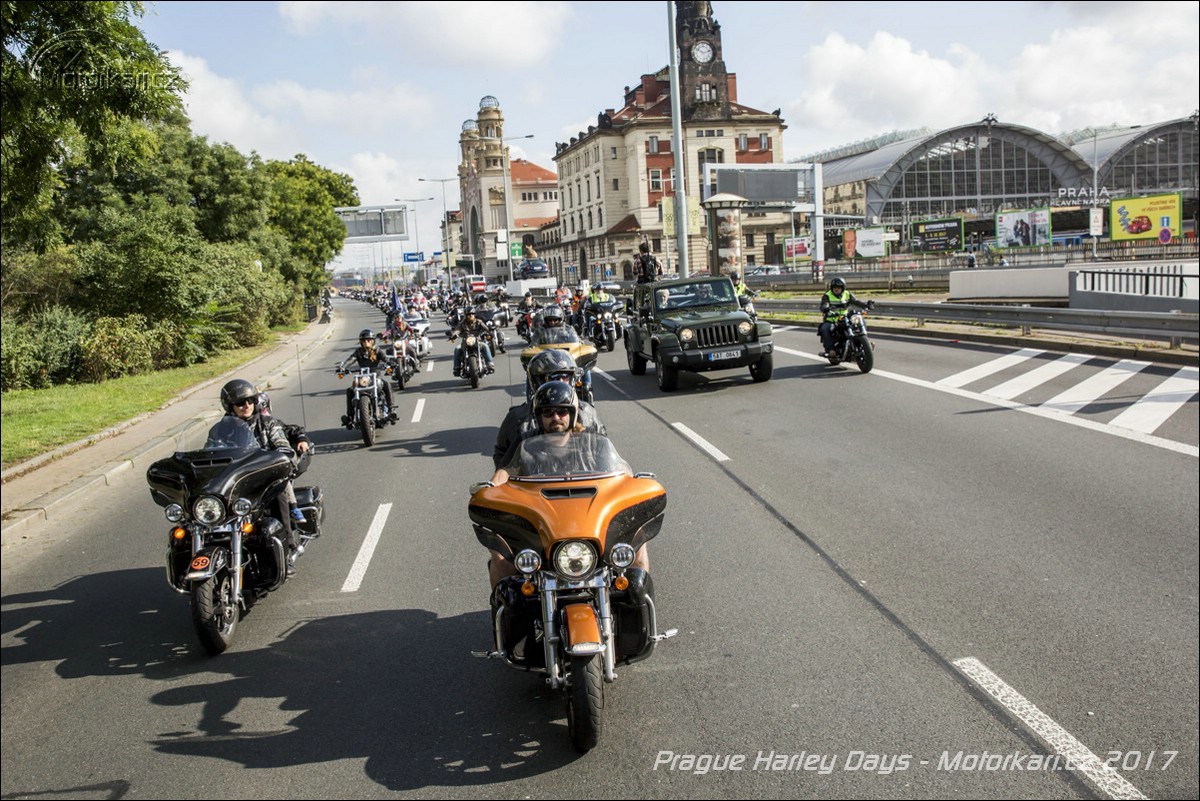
[469, 433, 676, 752]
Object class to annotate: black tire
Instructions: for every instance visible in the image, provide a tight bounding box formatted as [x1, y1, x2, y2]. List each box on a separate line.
[358, 395, 376, 446]
[605, 331, 615, 352]
[191, 570, 238, 655]
[394, 367, 406, 391]
[750, 351, 773, 382]
[566, 653, 604, 752]
[855, 337, 874, 374]
[655, 350, 678, 392]
[626, 338, 647, 375]
[468, 355, 480, 389]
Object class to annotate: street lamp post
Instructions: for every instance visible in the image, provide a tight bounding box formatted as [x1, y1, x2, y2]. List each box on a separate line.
[494, 134, 534, 282]
[395, 196, 435, 283]
[419, 177, 456, 286]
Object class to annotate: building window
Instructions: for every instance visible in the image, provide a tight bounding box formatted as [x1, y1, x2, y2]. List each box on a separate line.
[746, 233, 755, 247]
[766, 232, 775, 246]
[569, 187, 574, 206]
[610, 146, 618, 159]
[738, 133, 748, 150]
[596, 176, 601, 194]
[588, 210, 593, 229]
[649, 169, 662, 192]
[648, 135, 659, 154]
[612, 178, 619, 191]
[598, 208, 603, 228]
[586, 182, 591, 202]
[760, 133, 769, 150]
[652, 238, 661, 252]
[695, 84, 715, 102]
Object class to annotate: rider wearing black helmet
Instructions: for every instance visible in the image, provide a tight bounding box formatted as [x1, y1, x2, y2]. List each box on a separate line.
[337, 329, 398, 426]
[818, 277, 874, 357]
[450, 307, 495, 376]
[492, 350, 606, 469]
[220, 378, 310, 562]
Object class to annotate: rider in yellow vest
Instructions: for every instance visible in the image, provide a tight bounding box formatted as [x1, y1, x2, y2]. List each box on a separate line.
[818, 276, 874, 357]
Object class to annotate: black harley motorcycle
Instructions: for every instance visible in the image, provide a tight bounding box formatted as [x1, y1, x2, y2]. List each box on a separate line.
[822, 304, 875, 373]
[147, 416, 324, 655]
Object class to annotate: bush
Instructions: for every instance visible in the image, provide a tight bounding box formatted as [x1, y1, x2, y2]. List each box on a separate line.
[0, 306, 91, 390]
[80, 315, 154, 382]
[1, 316, 38, 391]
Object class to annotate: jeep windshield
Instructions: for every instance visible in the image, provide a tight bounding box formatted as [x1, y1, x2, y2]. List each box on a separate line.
[656, 281, 738, 311]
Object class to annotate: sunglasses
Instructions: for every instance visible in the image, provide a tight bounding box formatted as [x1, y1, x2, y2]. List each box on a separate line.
[234, 398, 256, 408]
[539, 408, 570, 419]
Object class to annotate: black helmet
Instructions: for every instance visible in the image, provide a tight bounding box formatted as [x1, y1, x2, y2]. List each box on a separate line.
[359, 328, 375, 341]
[524, 291, 532, 298]
[220, 378, 258, 414]
[532, 379, 579, 432]
[830, 276, 846, 291]
[730, 271, 740, 282]
[464, 306, 476, 316]
[474, 293, 488, 304]
[541, 306, 563, 326]
[527, 349, 579, 394]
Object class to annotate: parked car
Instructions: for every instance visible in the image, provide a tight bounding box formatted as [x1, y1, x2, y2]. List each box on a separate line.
[747, 265, 783, 276]
[517, 258, 549, 279]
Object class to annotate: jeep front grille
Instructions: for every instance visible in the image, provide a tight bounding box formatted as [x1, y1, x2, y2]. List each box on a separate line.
[697, 323, 739, 348]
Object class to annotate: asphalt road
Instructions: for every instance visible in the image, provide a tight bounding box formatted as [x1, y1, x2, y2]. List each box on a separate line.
[2, 297, 1196, 800]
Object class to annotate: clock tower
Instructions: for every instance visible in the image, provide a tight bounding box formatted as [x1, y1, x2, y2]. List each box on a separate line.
[677, 0, 731, 121]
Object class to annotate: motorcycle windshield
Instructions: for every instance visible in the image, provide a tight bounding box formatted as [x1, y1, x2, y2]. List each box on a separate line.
[533, 327, 580, 346]
[509, 433, 630, 480]
[204, 416, 256, 450]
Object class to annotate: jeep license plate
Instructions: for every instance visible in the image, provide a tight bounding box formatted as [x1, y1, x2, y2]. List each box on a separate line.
[708, 349, 741, 361]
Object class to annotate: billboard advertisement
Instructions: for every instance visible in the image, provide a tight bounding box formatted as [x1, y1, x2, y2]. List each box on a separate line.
[785, 236, 814, 263]
[1110, 193, 1182, 242]
[911, 218, 962, 252]
[996, 208, 1051, 249]
[854, 227, 888, 258]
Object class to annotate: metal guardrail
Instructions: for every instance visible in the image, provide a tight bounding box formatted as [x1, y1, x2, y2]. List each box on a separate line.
[757, 299, 1200, 345]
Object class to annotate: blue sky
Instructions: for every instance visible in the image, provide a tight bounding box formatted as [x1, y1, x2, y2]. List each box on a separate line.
[136, 1, 1199, 262]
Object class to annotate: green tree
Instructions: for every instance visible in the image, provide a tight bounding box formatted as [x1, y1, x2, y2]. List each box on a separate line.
[1, 0, 185, 249]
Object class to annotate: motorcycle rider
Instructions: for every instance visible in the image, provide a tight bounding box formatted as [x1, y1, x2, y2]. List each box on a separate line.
[220, 379, 310, 573]
[569, 287, 587, 332]
[584, 284, 615, 337]
[818, 276, 874, 357]
[487, 380, 646, 586]
[730, 271, 755, 299]
[338, 329, 398, 426]
[635, 240, 662, 284]
[493, 349, 607, 469]
[450, 307, 495, 377]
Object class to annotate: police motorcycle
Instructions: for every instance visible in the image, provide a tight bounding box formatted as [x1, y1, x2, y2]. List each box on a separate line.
[469, 426, 675, 752]
[822, 301, 876, 373]
[585, 298, 623, 352]
[147, 415, 324, 655]
[337, 364, 396, 445]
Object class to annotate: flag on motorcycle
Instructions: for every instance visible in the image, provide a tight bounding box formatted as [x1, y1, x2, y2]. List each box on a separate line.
[391, 285, 401, 314]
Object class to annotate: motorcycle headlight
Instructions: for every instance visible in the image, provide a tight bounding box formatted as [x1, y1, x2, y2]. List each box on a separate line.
[514, 549, 542, 575]
[466, 335, 477, 347]
[608, 543, 636, 569]
[232, 498, 253, 516]
[193, 496, 224, 525]
[357, 375, 371, 387]
[603, 312, 613, 320]
[553, 541, 598, 579]
[679, 327, 694, 343]
[165, 503, 185, 523]
[738, 321, 753, 335]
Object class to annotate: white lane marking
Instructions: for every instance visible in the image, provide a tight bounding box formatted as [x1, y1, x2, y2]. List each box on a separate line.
[341, 503, 392, 593]
[953, 658, 1147, 800]
[937, 348, 1046, 388]
[672, 422, 730, 462]
[1107, 366, 1199, 434]
[986, 353, 1092, 400]
[772, 346, 1198, 457]
[1041, 359, 1150, 414]
[595, 368, 616, 382]
[411, 398, 425, 423]
[426, 361, 434, 372]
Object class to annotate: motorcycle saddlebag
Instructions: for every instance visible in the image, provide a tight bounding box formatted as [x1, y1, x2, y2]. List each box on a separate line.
[293, 486, 324, 535]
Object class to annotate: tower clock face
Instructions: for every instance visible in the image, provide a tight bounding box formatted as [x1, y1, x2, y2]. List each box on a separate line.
[691, 40, 714, 64]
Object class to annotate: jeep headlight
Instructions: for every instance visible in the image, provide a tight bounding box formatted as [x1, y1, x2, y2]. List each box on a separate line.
[738, 321, 753, 335]
[193, 496, 224, 525]
[679, 327, 694, 343]
[553, 541, 597, 579]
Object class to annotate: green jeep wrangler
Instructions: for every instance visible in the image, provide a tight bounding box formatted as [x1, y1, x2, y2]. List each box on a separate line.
[624, 275, 774, 392]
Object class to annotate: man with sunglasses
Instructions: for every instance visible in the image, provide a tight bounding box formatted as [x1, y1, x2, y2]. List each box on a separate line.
[492, 349, 606, 470]
[220, 379, 311, 572]
[337, 329, 398, 427]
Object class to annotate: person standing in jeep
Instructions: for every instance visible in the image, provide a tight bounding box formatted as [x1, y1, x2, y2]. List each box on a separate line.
[635, 241, 662, 284]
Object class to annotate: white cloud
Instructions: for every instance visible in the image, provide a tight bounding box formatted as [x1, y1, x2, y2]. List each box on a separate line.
[167, 51, 300, 158]
[251, 79, 436, 135]
[277, 1, 571, 67]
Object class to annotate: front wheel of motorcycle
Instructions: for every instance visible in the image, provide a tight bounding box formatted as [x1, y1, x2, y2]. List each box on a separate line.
[468, 355, 480, 389]
[359, 395, 376, 446]
[605, 331, 615, 352]
[191, 570, 238, 655]
[855, 337, 874, 374]
[566, 653, 604, 752]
